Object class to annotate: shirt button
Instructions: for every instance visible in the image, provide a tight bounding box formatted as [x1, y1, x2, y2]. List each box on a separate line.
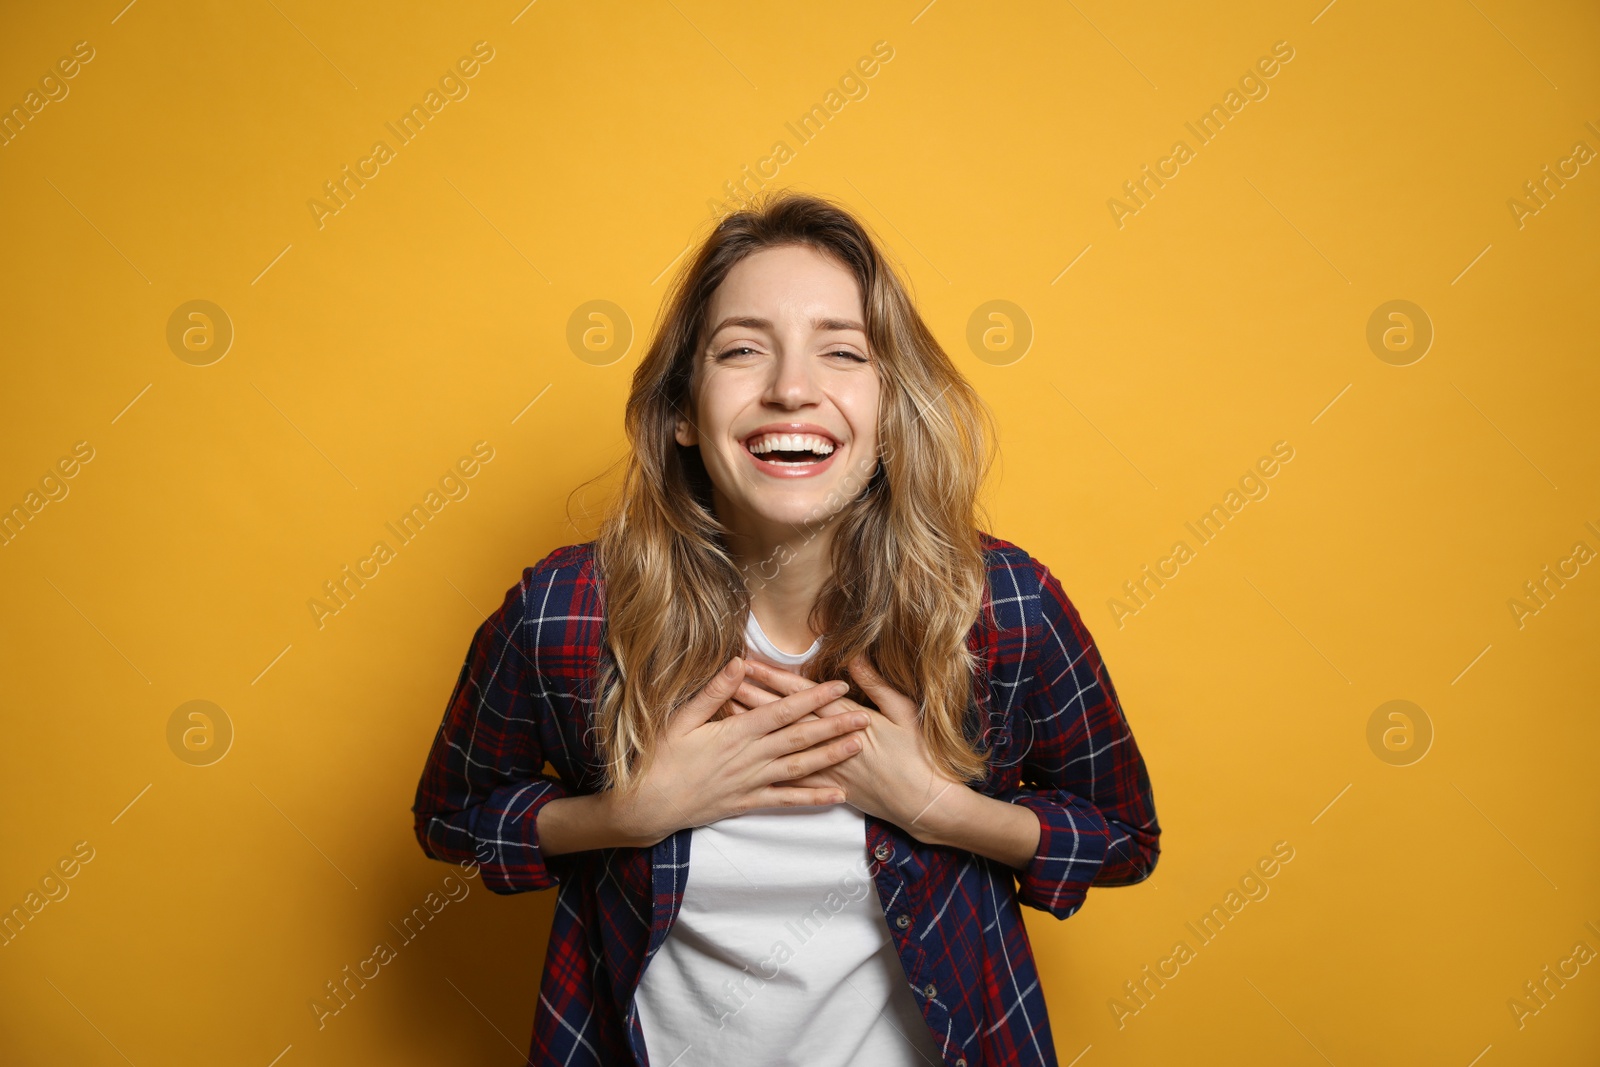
[956, 1059, 968, 1067]
[873, 843, 892, 861]
[895, 914, 911, 930]
[922, 982, 937, 999]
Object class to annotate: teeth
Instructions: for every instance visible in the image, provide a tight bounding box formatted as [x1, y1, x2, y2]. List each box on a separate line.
[746, 433, 836, 456]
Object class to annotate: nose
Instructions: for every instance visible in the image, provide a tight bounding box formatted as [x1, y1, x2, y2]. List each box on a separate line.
[762, 346, 822, 409]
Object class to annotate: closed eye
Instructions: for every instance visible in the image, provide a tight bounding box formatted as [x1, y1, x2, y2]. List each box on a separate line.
[714, 347, 869, 363]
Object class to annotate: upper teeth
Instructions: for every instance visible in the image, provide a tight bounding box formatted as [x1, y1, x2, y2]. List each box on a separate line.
[747, 433, 835, 455]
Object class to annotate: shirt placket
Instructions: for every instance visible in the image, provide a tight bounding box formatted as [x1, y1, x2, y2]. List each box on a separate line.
[865, 814, 972, 1067]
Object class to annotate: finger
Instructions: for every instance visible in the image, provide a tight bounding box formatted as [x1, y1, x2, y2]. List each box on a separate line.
[847, 655, 914, 727]
[740, 684, 862, 724]
[737, 678, 849, 740]
[762, 731, 864, 786]
[758, 708, 871, 760]
[733, 679, 785, 708]
[743, 660, 860, 720]
[736, 667, 863, 722]
[778, 773, 847, 803]
[753, 785, 847, 808]
[673, 656, 747, 735]
[740, 658, 813, 697]
[734, 676, 856, 721]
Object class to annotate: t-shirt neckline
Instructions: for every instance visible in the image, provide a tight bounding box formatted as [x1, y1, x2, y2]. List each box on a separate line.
[744, 611, 823, 666]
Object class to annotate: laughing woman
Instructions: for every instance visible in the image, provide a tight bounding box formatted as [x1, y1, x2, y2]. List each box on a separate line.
[412, 192, 1160, 1067]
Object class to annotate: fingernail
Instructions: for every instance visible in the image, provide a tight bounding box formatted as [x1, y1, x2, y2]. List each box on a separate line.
[852, 714, 869, 728]
[832, 681, 850, 696]
[724, 658, 741, 676]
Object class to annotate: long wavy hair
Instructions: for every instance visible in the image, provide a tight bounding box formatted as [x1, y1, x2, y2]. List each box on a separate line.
[584, 190, 1002, 797]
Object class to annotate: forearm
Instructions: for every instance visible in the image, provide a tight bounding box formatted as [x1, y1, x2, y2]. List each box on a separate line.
[907, 782, 1041, 871]
[536, 791, 651, 856]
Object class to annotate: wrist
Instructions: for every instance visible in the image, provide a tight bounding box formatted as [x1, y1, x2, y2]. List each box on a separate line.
[909, 784, 1042, 872]
[600, 787, 665, 849]
[538, 790, 658, 857]
[901, 778, 969, 847]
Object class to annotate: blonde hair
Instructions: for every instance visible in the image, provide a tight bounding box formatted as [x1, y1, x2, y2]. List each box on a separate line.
[583, 190, 1002, 796]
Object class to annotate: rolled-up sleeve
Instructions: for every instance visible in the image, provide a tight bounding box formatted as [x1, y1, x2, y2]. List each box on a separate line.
[1001, 561, 1161, 919]
[411, 568, 581, 894]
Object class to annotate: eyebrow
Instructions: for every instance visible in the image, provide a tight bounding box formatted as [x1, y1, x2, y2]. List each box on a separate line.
[706, 315, 866, 336]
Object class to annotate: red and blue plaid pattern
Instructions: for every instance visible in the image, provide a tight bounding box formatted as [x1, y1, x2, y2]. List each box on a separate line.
[412, 533, 1161, 1066]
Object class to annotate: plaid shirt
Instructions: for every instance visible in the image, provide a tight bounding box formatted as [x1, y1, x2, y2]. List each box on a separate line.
[412, 533, 1161, 1067]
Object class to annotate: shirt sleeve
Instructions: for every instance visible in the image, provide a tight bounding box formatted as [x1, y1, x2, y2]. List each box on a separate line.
[999, 559, 1161, 919]
[411, 568, 582, 895]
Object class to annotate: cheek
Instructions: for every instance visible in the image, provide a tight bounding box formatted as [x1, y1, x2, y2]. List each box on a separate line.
[701, 375, 762, 433]
[845, 385, 882, 448]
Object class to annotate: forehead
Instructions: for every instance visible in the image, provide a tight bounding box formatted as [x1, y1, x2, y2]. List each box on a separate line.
[704, 244, 864, 330]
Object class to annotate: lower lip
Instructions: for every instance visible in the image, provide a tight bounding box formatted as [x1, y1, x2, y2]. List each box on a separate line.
[743, 444, 840, 479]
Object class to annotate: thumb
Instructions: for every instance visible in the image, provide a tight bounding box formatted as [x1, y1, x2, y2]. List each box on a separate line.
[675, 656, 746, 734]
[848, 654, 911, 727]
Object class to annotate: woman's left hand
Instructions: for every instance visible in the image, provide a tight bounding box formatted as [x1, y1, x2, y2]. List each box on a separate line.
[731, 655, 961, 836]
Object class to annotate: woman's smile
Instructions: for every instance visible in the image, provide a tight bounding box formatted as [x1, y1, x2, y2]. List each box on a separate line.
[740, 422, 844, 479]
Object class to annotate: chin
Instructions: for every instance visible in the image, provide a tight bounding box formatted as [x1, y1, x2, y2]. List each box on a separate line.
[748, 496, 841, 529]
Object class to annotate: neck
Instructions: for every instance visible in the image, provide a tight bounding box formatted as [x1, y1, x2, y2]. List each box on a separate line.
[720, 510, 838, 648]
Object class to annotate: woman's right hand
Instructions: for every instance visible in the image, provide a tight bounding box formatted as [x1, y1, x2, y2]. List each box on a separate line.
[607, 656, 868, 847]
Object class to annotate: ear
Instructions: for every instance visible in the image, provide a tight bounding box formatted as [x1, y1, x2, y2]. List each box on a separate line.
[675, 415, 697, 447]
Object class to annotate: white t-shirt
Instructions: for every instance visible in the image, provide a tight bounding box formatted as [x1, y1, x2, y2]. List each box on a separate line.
[634, 611, 945, 1066]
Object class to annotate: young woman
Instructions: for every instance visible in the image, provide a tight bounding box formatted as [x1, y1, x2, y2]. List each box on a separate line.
[412, 192, 1161, 1067]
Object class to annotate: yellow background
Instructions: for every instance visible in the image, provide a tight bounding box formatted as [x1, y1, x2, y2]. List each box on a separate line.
[2, 0, 1597, 1063]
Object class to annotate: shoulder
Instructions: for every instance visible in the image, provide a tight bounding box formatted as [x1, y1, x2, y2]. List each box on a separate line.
[514, 539, 602, 616]
[977, 530, 1057, 634]
[490, 542, 605, 666]
[976, 532, 1100, 671]
[523, 540, 599, 589]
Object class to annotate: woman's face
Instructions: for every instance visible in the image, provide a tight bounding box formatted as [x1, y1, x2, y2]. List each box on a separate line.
[676, 242, 881, 540]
